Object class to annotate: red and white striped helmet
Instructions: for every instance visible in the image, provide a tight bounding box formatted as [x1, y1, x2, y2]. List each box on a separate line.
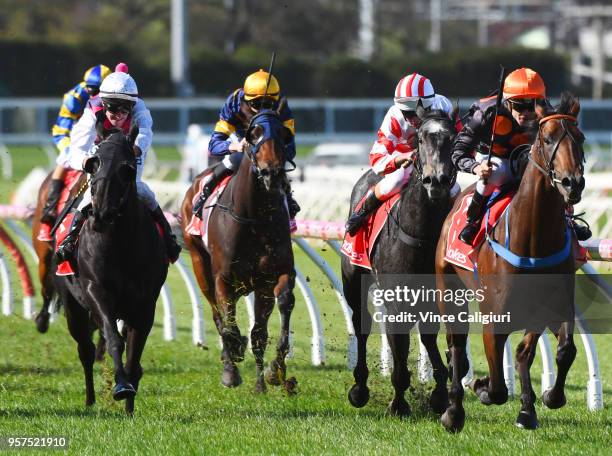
[394, 73, 435, 111]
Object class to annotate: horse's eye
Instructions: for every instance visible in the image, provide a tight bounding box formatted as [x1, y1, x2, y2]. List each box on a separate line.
[544, 136, 553, 145]
[249, 125, 264, 145]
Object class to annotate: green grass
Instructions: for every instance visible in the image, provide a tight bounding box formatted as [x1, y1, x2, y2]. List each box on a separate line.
[0, 148, 611, 455]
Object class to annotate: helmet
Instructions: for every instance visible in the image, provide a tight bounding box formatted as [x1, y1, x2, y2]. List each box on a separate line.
[99, 72, 138, 102]
[83, 65, 111, 87]
[243, 70, 280, 101]
[503, 68, 546, 100]
[394, 73, 435, 111]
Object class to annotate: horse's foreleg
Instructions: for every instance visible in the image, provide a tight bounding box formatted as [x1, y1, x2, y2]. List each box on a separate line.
[265, 273, 296, 394]
[386, 332, 411, 418]
[542, 322, 576, 409]
[419, 325, 449, 414]
[515, 332, 540, 429]
[251, 290, 274, 393]
[123, 318, 153, 416]
[472, 331, 509, 406]
[35, 248, 54, 333]
[215, 276, 245, 388]
[64, 295, 96, 407]
[440, 330, 468, 433]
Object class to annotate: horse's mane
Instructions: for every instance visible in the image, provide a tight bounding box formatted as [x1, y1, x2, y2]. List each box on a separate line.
[554, 91, 579, 116]
[420, 109, 454, 132]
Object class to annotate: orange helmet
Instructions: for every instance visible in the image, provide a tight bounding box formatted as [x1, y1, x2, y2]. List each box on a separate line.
[503, 68, 546, 100]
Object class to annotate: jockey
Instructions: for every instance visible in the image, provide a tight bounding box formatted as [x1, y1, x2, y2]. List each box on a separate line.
[345, 73, 458, 236]
[192, 69, 300, 219]
[43, 64, 111, 224]
[453, 67, 591, 244]
[55, 71, 182, 263]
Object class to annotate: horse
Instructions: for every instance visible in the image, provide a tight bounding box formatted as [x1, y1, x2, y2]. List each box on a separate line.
[341, 107, 458, 417]
[32, 172, 86, 333]
[181, 109, 297, 392]
[435, 92, 585, 432]
[54, 128, 168, 414]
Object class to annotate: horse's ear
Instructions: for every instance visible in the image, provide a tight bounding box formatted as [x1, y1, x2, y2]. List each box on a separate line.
[95, 110, 106, 140]
[83, 156, 100, 174]
[276, 97, 287, 116]
[128, 124, 139, 147]
[570, 97, 580, 117]
[416, 104, 427, 120]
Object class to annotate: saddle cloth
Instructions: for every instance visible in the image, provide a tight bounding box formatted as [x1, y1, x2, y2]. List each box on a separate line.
[340, 193, 401, 270]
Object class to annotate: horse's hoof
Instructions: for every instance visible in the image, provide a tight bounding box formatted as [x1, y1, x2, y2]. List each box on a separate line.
[254, 378, 267, 394]
[347, 384, 370, 408]
[284, 377, 298, 396]
[35, 313, 49, 333]
[541, 388, 566, 409]
[387, 398, 411, 418]
[440, 407, 465, 433]
[429, 388, 449, 415]
[515, 410, 538, 430]
[112, 382, 136, 401]
[264, 360, 284, 386]
[221, 365, 242, 388]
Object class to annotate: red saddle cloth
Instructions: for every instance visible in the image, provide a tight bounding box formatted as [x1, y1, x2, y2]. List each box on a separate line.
[340, 193, 401, 270]
[444, 191, 587, 271]
[54, 212, 76, 276]
[38, 170, 83, 242]
[185, 175, 233, 250]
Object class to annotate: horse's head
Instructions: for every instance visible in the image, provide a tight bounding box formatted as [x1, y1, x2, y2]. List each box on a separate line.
[244, 107, 292, 191]
[414, 105, 458, 201]
[84, 127, 138, 231]
[533, 92, 585, 204]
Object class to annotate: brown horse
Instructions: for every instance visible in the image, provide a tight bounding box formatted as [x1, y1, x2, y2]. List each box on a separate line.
[435, 93, 585, 432]
[181, 110, 296, 392]
[32, 171, 85, 333]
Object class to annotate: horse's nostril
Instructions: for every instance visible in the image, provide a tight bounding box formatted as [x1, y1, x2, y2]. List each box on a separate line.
[578, 176, 585, 190]
[423, 176, 432, 186]
[561, 177, 572, 189]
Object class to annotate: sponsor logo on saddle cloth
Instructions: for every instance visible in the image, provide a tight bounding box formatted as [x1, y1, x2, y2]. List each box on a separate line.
[186, 174, 233, 251]
[444, 191, 514, 271]
[38, 170, 84, 242]
[340, 193, 402, 270]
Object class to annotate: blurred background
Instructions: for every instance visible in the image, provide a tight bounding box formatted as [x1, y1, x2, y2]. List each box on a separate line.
[0, 0, 610, 230]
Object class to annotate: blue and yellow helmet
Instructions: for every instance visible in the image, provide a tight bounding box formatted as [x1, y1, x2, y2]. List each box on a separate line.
[83, 65, 111, 87]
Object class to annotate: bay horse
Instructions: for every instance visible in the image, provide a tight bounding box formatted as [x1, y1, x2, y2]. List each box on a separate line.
[435, 93, 585, 432]
[32, 172, 86, 334]
[54, 128, 168, 414]
[342, 107, 458, 417]
[181, 109, 296, 392]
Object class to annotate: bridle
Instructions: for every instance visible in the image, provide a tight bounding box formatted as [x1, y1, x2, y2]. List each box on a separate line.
[530, 114, 585, 186]
[413, 115, 457, 187]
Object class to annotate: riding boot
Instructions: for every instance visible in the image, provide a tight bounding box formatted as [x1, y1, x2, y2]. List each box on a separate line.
[151, 206, 182, 263]
[458, 191, 490, 245]
[55, 210, 86, 262]
[193, 165, 233, 219]
[41, 178, 64, 224]
[345, 190, 383, 236]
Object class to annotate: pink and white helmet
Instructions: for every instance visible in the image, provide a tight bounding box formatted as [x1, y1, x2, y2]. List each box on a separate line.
[394, 73, 435, 111]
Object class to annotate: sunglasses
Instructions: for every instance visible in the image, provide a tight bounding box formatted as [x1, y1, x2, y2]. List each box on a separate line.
[508, 98, 536, 112]
[103, 102, 132, 115]
[248, 97, 275, 111]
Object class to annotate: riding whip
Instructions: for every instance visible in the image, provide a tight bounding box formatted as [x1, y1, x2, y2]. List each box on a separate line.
[263, 51, 276, 99]
[485, 65, 507, 184]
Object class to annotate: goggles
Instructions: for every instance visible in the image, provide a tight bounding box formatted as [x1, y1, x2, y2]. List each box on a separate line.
[85, 85, 100, 96]
[508, 98, 536, 113]
[394, 96, 434, 112]
[103, 101, 132, 115]
[247, 97, 275, 111]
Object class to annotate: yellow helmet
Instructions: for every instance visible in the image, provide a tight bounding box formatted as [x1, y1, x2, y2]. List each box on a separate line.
[243, 69, 280, 101]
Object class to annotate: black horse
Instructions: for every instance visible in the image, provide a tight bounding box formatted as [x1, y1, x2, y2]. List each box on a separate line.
[54, 128, 168, 414]
[342, 107, 458, 417]
[181, 109, 296, 392]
